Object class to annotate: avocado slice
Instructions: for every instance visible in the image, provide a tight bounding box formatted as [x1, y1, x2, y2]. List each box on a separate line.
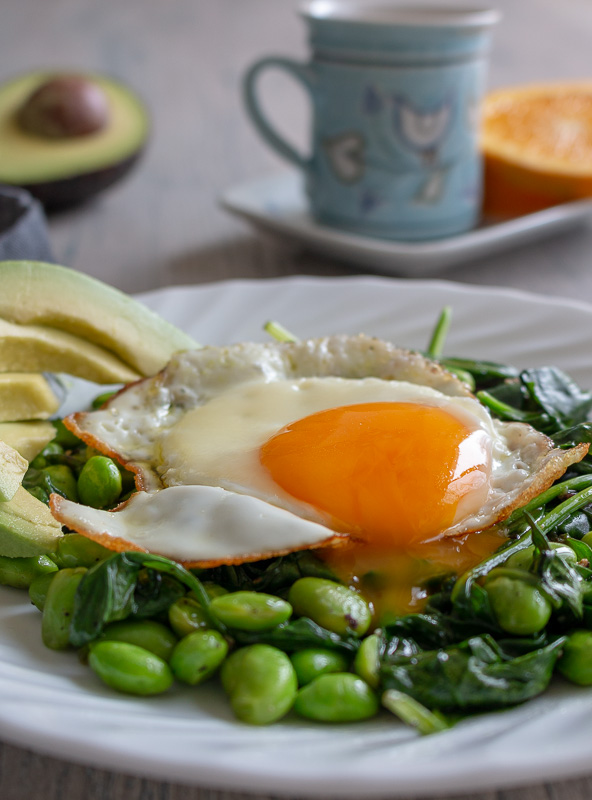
[0, 71, 149, 208]
[0, 373, 60, 422]
[0, 421, 55, 462]
[0, 261, 198, 376]
[0, 485, 62, 557]
[0, 316, 140, 383]
[0, 440, 28, 502]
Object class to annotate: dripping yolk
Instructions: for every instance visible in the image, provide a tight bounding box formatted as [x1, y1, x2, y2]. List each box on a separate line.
[260, 402, 491, 547]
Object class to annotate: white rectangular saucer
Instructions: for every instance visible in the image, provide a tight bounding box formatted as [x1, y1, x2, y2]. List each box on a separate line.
[221, 171, 592, 277]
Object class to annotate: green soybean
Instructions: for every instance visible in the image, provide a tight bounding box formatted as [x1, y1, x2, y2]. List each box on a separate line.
[56, 533, 112, 569]
[210, 591, 292, 632]
[30, 441, 64, 470]
[0, 554, 58, 590]
[506, 542, 577, 571]
[582, 531, 592, 549]
[353, 633, 381, 689]
[41, 567, 87, 649]
[77, 456, 122, 508]
[100, 620, 178, 662]
[170, 630, 228, 685]
[28, 571, 56, 611]
[201, 582, 229, 600]
[485, 575, 552, 636]
[294, 673, 379, 722]
[91, 390, 118, 409]
[290, 648, 350, 686]
[288, 577, 371, 637]
[221, 644, 298, 725]
[168, 596, 210, 637]
[557, 631, 592, 685]
[88, 641, 173, 695]
[41, 464, 79, 501]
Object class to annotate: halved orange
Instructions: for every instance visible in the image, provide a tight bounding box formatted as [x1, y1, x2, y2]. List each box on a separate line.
[481, 83, 592, 217]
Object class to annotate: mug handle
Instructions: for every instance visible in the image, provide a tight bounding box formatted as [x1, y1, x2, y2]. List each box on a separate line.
[243, 57, 314, 172]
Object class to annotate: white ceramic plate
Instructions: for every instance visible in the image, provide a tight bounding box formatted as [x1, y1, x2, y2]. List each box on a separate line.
[3, 275, 592, 798]
[221, 172, 592, 276]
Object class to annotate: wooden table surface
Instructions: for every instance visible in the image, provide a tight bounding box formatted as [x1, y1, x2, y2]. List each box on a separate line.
[2, 1, 592, 798]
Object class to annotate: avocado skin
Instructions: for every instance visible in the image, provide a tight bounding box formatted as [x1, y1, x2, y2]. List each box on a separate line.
[23, 150, 143, 210]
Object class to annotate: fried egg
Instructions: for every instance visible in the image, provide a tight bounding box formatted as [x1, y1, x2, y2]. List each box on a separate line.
[51, 335, 588, 568]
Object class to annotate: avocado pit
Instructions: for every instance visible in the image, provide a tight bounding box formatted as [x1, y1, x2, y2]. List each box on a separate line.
[18, 75, 110, 139]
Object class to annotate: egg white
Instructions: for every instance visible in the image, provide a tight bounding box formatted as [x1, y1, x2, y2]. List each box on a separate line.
[52, 335, 588, 565]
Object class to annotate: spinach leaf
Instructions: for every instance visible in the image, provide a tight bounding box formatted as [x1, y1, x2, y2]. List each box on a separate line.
[383, 613, 453, 651]
[233, 617, 360, 654]
[381, 635, 564, 713]
[131, 570, 185, 619]
[530, 517, 585, 617]
[521, 367, 592, 430]
[70, 551, 219, 646]
[202, 551, 337, 595]
[553, 422, 592, 448]
[70, 553, 140, 646]
[439, 357, 519, 385]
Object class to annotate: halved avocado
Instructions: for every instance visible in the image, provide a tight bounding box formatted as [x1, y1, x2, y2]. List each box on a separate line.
[0, 71, 149, 208]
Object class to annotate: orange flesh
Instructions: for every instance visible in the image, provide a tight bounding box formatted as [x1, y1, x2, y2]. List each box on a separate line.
[260, 402, 489, 547]
[484, 92, 592, 169]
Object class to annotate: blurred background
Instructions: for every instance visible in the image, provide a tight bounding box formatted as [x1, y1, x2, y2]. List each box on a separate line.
[2, 0, 592, 296]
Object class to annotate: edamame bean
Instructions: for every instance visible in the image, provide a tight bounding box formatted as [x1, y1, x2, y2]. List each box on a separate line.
[30, 441, 64, 470]
[56, 533, 112, 569]
[41, 567, 86, 649]
[170, 630, 228, 685]
[201, 582, 229, 600]
[506, 542, 577, 571]
[210, 591, 292, 632]
[582, 531, 592, 549]
[168, 596, 209, 637]
[288, 577, 371, 637]
[485, 575, 552, 636]
[41, 464, 79, 501]
[353, 633, 381, 689]
[557, 631, 592, 685]
[100, 620, 178, 662]
[0, 554, 58, 590]
[77, 456, 122, 508]
[294, 673, 379, 722]
[290, 648, 350, 686]
[88, 641, 173, 695]
[221, 644, 297, 725]
[91, 390, 117, 410]
[187, 581, 228, 602]
[28, 571, 56, 611]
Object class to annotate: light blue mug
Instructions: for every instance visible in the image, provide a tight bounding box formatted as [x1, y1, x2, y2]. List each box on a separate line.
[244, 1, 499, 241]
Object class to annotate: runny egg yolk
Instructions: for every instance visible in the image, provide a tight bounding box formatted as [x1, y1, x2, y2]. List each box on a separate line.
[260, 402, 491, 547]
